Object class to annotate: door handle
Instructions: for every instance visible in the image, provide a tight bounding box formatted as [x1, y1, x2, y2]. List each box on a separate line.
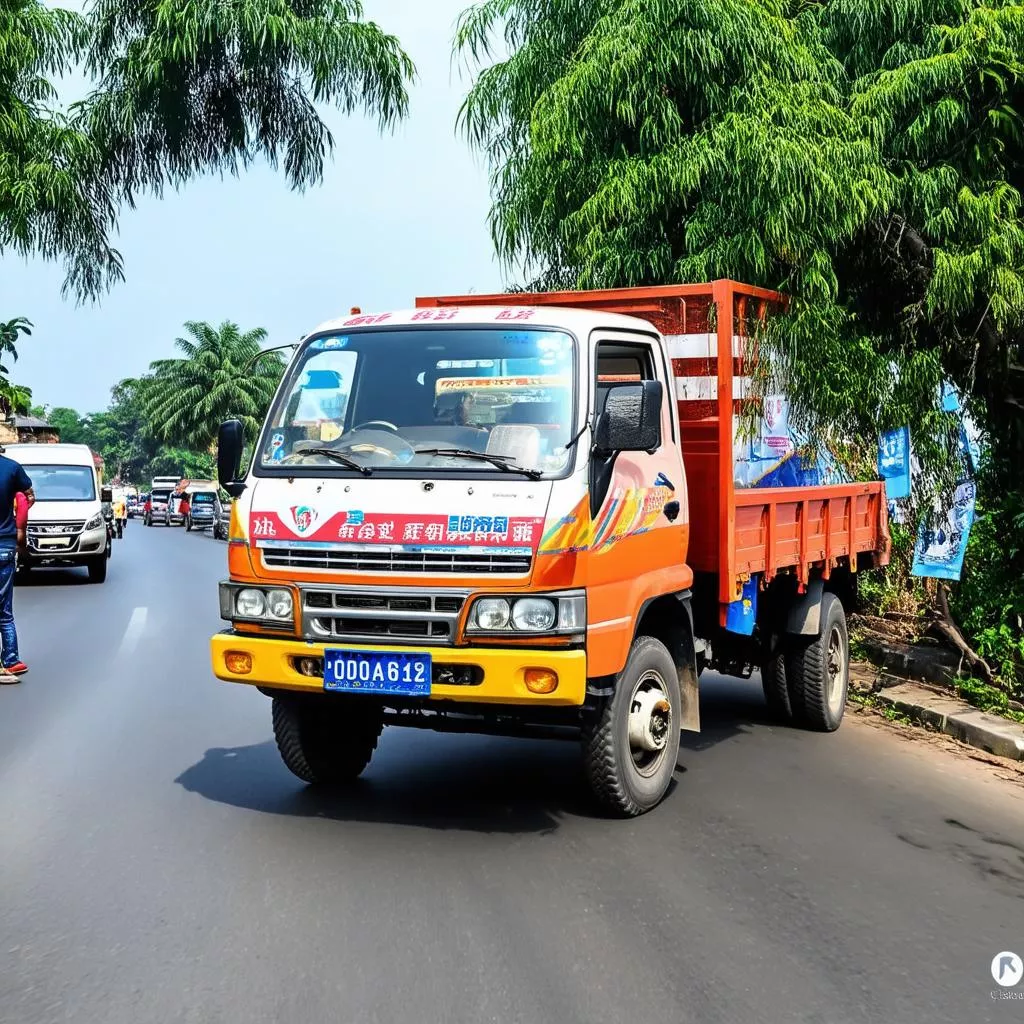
[663, 500, 680, 522]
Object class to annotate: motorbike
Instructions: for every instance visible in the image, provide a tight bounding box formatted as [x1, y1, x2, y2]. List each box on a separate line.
[103, 504, 120, 540]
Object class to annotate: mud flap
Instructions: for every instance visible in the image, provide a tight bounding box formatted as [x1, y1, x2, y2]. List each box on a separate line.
[678, 663, 700, 732]
[785, 578, 825, 636]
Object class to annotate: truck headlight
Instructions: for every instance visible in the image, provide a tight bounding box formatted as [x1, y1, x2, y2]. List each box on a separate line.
[266, 589, 293, 620]
[467, 592, 585, 636]
[511, 598, 556, 631]
[85, 513, 104, 530]
[235, 589, 266, 618]
[219, 582, 295, 629]
[474, 598, 511, 630]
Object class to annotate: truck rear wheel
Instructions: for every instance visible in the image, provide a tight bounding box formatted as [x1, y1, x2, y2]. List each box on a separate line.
[785, 592, 849, 732]
[271, 696, 384, 784]
[582, 636, 681, 817]
[761, 641, 794, 722]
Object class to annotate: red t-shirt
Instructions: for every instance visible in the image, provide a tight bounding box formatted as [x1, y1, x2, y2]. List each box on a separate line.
[14, 491, 27, 530]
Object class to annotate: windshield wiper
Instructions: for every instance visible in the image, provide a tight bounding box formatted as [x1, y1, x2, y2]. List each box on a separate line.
[414, 447, 543, 480]
[279, 448, 372, 476]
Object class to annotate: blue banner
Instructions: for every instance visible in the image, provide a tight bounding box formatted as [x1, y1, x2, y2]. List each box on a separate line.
[878, 427, 911, 500]
[941, 382, 961, 413]
[911, 479, 976, 581]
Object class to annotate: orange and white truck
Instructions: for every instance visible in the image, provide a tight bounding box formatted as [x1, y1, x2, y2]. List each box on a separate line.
[211, 280, 889, 815]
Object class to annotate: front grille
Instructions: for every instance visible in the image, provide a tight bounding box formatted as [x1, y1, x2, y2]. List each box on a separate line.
[301, 589, 468, 646]
[264, 546, 532, 576]
[28, 520, 86, 536]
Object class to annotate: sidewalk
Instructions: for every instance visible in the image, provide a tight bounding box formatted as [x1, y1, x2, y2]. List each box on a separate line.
[850, 669, 1024, 762]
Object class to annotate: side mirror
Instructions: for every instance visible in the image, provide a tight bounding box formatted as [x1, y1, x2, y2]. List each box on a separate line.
[594, 380, 663, 453]
[218, 419, 246, 498]
[100, 486, 113, 503]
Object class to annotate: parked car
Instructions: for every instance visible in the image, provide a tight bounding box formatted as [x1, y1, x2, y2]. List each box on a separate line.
[165, 490, 187, 527]
[214, 494, 231, 541]
[144, 489, 171, 525]
[185, 490, 218, 532]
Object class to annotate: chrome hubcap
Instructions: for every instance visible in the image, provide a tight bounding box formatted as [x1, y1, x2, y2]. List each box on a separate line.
[826, 625, 846, 715]
[628, 671, 673, 777]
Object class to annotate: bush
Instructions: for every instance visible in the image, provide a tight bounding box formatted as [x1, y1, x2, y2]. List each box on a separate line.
[949, 472, 1024, 701]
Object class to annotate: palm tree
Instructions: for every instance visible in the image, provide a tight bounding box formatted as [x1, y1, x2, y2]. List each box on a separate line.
[140, 321, 284, 451]
[0, 317, 31, 375]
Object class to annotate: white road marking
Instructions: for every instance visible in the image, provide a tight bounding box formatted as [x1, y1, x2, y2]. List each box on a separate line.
[117, 607, 148, 660]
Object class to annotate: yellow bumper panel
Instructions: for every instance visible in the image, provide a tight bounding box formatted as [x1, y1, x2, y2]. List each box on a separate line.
[210, 632, 587, 707]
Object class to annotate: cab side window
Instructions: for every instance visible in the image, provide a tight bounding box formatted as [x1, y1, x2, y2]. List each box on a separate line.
[594, 340, 656, 423]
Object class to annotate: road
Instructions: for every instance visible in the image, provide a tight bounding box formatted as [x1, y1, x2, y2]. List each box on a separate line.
[1, 523, 1023, 1024]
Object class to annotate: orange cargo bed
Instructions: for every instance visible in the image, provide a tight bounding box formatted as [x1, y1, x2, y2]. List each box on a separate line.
[416, 280, 889, 605]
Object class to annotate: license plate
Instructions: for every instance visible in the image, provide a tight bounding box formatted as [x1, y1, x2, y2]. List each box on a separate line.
[323, 649, 431, 697]
[37, 537, 70, 548]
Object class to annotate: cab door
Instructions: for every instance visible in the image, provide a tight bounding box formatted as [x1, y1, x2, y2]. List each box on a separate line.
[585, 331, 690, 676]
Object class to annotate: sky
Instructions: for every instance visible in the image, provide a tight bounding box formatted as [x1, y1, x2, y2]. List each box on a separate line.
[0, 1, 502, 413]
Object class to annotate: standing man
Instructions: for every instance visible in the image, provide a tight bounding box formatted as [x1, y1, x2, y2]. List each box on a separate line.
[0, 449, 33, 683]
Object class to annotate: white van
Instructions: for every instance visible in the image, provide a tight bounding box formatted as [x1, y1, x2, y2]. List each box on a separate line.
[2, 443, 111, 583]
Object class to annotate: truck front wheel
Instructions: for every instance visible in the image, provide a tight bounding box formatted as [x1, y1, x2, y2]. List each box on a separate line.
[272, 696, 384, 784]
[785, 592, 849, 732]
[582, 636, 681, 817]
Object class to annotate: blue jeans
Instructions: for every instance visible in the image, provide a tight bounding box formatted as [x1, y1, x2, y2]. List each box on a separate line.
[0, 548, 19, 667]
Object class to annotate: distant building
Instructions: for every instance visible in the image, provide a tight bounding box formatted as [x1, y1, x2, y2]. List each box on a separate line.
[12, 415, 61, 444]
[0, 413, 61, 445]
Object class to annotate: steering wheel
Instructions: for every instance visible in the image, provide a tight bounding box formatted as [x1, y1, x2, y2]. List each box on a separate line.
[351, 420, 401, 433]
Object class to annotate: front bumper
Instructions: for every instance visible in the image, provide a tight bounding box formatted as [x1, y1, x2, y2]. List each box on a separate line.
[27, 525, 107, 562]
[210, 631, 587, 707]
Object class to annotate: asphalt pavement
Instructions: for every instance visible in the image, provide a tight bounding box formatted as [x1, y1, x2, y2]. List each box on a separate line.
[2, 522, 1023, 1024]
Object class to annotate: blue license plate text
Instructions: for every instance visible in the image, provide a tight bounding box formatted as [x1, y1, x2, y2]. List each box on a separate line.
[323, 649, 431, 697]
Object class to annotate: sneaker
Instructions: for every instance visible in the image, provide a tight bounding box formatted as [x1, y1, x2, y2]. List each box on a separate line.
[0, 671, 19, 684]
[5, 661, 27, 675]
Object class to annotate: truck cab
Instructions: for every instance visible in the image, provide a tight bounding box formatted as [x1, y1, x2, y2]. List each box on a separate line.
[211, 282, 888, 815]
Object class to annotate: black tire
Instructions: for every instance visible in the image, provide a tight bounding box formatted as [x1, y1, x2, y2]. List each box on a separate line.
[87, 556, 107, 583]
[582, 636, 681, 817]
[785, 592, 849, 732]
[272, 697, 384, 784]
[761, 637, 794, 721]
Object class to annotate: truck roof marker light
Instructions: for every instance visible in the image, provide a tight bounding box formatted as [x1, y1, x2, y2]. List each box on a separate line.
[350, 306, 361, 314]
[525, 668, 558, 694]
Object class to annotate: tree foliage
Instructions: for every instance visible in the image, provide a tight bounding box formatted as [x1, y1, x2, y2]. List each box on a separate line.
[138, 319, 284, 450]
[457, 0, 1024, 472]
[1, 0, 414, 299]
[80, 0, 415, 204]
[0, 1, 122, 298]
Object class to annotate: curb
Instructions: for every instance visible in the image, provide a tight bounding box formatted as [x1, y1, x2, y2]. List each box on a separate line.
[863, 679, 1024, 762]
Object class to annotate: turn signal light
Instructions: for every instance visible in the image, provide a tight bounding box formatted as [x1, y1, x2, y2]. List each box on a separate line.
[225, 651, 253, 675]
[524, 668, 558, 694]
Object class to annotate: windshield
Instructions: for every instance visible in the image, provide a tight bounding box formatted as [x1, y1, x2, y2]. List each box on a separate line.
[152, 490, 171, 503]
[191, 493, 215, 504]
[259, 327, 576, 477]
[24, 465, 96, 502]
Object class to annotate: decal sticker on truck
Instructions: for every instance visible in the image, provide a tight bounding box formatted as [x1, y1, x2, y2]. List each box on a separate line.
[248, 509, 545, 550]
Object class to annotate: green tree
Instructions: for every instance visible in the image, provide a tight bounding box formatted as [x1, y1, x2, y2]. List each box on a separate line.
[146, 446, 215, 481]
[140, 320, 284, 451]
[45, 406, 87, 443]
[2, 1, 414, 299]
[457, 0, 1023, 465]
[457, 0, 1024, 690]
